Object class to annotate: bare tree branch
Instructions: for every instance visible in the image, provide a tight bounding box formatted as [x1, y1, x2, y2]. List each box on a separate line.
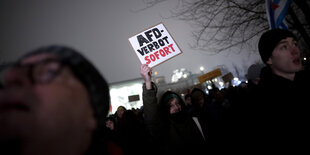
[140, 0, 309, 56]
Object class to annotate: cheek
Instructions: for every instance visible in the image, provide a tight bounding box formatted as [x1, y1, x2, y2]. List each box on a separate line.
[170, 104, 181, 113]
[273, 56, 289, 67]
[35, 85, 78, 113]
[34, 84, 95, 129]
[269, 53, 283, 65]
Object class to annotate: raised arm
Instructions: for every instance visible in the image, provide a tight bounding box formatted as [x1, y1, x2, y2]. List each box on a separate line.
[140, 64, 152, 90]
[140, 64, 162, 139]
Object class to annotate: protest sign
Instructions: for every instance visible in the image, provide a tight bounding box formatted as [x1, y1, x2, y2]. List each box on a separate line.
[222, 72, 234, 83]
[128, 94, 140, 102]
[198, 68, 222, 84]
[128, 23, 182, 68]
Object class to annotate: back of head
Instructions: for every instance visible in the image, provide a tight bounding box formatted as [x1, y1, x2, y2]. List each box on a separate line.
[190, 88, 206, 108]
[190, 88, 205, 97]
[185, 93, 191, 100]
[247, 63, 264, 81]
[258, 29, 296, 64]
[119, 110, 140, 128]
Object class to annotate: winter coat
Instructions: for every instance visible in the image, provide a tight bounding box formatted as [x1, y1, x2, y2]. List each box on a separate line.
[248, 66, 310, 153]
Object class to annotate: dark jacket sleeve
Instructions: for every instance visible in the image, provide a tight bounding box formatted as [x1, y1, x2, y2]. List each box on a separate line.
[142, 82, 162, 138]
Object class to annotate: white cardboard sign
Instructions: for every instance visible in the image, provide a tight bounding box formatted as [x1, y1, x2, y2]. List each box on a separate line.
[128, 23, 182, 68]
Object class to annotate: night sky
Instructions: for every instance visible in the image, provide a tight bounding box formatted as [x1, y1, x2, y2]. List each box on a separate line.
[0, 0, 262, 84]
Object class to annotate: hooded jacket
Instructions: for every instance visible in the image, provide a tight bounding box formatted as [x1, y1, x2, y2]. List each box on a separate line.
[142, 82, 209, 155]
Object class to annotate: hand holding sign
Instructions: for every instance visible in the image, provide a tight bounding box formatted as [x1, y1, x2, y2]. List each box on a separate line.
[129, 23, 182, 68]
[140, 64, 152, 90]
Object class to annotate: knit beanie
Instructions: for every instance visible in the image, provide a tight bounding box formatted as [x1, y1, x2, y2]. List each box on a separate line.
[19, 45, 110, 128]
[258, 29, 296, 64]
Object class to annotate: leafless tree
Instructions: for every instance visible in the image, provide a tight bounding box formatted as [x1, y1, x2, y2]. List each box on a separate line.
[286, 1, 310, 57]
[141, 0, 310, 56]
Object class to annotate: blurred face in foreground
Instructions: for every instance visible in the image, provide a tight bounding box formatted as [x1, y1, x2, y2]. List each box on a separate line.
[0, 53, 96, 155]
[267, 37, 302, 80]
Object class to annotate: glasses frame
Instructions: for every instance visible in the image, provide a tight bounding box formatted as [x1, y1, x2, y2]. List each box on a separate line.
[0, 58, 65, 86]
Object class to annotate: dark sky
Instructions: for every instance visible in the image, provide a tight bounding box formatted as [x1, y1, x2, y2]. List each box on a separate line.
[0, 0, 261, 84]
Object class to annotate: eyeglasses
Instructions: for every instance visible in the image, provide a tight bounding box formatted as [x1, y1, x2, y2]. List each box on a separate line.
[0, 58, 64, 86]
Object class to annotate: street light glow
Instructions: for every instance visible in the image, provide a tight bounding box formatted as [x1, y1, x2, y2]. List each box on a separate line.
[200, 66, 204, 71]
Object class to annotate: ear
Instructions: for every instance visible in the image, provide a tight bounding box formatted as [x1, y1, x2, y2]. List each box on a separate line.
[266, 57, 272, 65]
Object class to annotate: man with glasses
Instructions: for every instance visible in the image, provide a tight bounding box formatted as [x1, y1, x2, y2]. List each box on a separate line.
[0, 45, 112, 154]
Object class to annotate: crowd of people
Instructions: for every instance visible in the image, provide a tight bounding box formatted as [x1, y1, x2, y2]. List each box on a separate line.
[0, 29, 309, 155]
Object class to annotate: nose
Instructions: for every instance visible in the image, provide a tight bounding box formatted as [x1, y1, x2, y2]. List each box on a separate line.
[290, 43, 300, 56]
[3, 67, 32, 88]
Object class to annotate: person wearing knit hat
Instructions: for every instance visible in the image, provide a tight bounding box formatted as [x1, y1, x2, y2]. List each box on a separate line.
[246, 29, 310, 153]
[258, 28, 302, 80]
[0, 45, 112, 154]
[258, 29, 297, 64]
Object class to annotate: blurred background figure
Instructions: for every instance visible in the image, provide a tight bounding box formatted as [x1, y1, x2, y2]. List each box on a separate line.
[247, 63, 264, 86]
